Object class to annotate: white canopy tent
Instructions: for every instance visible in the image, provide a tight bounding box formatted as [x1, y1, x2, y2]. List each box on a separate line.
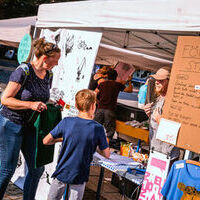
[36, 0, 200, 71]
[0, 16, 36, 47]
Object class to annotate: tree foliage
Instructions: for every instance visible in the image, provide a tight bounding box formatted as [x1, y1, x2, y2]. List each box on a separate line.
[0, 0, 80, 19]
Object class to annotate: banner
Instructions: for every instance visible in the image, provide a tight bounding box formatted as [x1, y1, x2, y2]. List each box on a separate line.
[41, 28, 102, 118]
[138, 151, 170, 200]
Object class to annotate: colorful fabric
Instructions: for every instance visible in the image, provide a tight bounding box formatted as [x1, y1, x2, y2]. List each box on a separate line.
[34, 104, 62, 168]
[161, 160, 200, 200]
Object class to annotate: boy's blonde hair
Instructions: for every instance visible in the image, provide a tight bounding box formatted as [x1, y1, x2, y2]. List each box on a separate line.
[75, 89, 96, 112]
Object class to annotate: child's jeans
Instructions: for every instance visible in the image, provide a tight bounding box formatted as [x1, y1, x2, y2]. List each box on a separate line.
[48, 178, 86, 200]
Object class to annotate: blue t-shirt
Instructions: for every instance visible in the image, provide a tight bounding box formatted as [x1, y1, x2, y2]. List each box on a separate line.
[161, 160, 200, 200]
[1, 64, 52, 125]
[51, 117, 109, 184]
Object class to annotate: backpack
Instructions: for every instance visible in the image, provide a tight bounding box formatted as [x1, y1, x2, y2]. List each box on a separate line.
[17, 62, 53, 88]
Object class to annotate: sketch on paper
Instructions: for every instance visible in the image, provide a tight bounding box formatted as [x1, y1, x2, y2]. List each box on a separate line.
[40, 171, 51, 185]
[50, 88, 65, 102]
[65, 33, 74, 55]
[77, 39, 92, 50]
[76, 57, 86, 81]
[55, 34, 60, 45]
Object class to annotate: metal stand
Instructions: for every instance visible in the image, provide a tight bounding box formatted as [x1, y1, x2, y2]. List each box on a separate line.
[96, 167, 105, 200]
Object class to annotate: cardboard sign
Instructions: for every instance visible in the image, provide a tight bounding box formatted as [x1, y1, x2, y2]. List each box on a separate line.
[138, 151, 170, 200]
[161, 36, 200, 153]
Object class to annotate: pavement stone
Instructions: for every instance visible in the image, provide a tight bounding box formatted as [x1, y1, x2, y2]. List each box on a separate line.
[4, 182, 23, 200]
[5, 166, 122, 200]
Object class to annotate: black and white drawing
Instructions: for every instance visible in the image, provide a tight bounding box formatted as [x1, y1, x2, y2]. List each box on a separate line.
[50, 88, 65, 102]
[76, 57, 86, 81]
[65, 33, 74, 55]
[55, 33, 61, 46]
[77, 40, 92, 50]
[41, 171, 51, 185]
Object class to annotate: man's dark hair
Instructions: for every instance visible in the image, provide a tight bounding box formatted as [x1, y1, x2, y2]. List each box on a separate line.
[107, 69, 118, 80]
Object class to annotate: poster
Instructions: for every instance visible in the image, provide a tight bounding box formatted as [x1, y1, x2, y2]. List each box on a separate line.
[138, 151, 170, 200]
[12, 29, 102, 200]
[161, 36, 200, 153]
[41, 29, 102, 118]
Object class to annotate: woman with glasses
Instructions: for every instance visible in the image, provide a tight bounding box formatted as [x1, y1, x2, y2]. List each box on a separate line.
[0, 38, 61, 200]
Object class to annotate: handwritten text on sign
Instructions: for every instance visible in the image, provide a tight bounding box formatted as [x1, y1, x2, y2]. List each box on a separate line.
[162, 37, 200, 153]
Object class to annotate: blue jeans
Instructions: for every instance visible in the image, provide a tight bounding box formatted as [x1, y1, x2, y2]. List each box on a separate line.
[0, 115, 44, 200]
[0, 114, 23, 199]
[21, 125, 45, 200]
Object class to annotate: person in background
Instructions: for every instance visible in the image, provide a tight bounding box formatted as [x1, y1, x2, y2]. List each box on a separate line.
[144, 66, 180, 159]
[88, 66, 109, 90]
[94, 69, 133, 143]
[43, 89, 110, 200]
[0, 38, 61, 200]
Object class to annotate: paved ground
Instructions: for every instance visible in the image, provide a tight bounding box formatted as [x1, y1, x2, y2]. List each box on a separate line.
[4, 166, 126, 200]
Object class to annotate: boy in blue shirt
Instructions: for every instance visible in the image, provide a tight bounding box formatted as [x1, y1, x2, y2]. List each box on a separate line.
[43, 89, 110, 200]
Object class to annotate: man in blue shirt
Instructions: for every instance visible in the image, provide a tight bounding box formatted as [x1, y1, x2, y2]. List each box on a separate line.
[43, 89, 110, 200]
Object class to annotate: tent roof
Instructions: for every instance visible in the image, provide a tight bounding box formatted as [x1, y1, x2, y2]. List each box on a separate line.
[0, 16, 36, 47]
[36, 0, 200, 71]
[37, 0, 200, 32]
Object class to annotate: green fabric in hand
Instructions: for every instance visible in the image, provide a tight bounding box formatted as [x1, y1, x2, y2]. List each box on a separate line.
[34, 104, 62, 168]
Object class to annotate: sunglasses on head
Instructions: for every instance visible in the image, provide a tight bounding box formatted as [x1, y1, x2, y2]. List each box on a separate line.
[45, 44, 58, 54]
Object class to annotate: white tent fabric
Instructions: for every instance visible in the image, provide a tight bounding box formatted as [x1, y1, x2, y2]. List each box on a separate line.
[0, 16, 36, 47]
[36, 0, 200, 71]
[37, 0, 200, 31]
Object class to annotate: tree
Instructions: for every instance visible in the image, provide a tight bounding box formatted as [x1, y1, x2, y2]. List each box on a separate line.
[0, 0, 82, 19]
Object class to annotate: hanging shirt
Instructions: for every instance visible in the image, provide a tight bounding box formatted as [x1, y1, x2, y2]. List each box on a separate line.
[50, 117, 108, 184]
[161, 160, 200, 200]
